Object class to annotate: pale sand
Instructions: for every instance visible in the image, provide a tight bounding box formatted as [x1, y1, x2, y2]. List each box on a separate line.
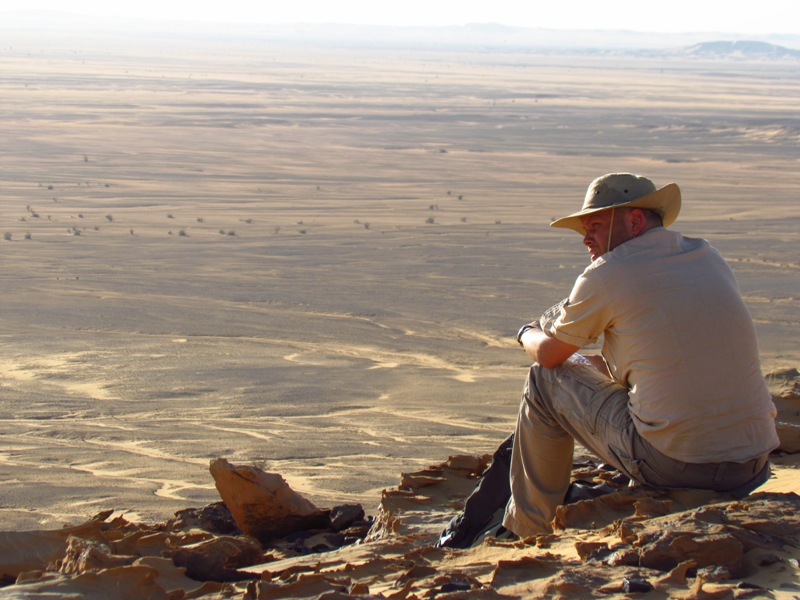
[0, 25, 797, 543]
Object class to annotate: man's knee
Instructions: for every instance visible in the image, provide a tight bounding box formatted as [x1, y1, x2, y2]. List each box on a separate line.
[524, 362, 584, 417]
[519, 364, 563, 430]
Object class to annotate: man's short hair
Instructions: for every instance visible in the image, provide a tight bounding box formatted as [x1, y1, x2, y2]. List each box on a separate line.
[630, 207, 664, 227]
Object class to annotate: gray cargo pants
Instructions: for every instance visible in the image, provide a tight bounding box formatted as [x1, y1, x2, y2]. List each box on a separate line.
[502, 360, 771, 538]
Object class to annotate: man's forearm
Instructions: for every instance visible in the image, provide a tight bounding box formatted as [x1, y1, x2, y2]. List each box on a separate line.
[518, 323, 580, 368]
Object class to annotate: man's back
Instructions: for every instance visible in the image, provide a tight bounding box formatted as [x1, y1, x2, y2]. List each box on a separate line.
[555, 228, 778, 463]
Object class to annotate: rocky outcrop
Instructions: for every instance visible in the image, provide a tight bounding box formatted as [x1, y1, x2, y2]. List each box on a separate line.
[0, 455, 797, 599]
[770, 367, 800, 453]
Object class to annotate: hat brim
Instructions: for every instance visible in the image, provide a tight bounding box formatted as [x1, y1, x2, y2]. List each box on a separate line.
[550, 183, 681, 234]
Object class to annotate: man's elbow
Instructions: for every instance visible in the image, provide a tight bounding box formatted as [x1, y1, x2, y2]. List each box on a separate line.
[536, 353, 571, 369]
[533, 338, 580, 369]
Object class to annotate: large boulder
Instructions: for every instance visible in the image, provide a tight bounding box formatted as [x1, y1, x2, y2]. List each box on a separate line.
[209, 458, 329, 543]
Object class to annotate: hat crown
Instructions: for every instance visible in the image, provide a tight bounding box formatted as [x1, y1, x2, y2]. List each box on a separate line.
[550, 172, 681, 234]
[583, 173, 657, 212]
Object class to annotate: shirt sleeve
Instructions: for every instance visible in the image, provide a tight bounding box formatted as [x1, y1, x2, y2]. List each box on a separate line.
[538, 298, 568, 336]
[546, 267, 611, 348]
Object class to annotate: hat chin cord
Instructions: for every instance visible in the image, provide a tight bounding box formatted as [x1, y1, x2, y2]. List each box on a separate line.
[605, 207, 615, 254]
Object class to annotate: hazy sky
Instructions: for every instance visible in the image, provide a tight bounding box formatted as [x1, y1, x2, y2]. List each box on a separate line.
[2, 0, 797, 34]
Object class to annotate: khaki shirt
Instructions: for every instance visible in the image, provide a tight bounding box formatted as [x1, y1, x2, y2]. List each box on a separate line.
[549, 228, 778, 463]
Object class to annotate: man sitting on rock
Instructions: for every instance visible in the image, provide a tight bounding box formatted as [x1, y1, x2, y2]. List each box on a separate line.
[501, 172, 779, 538]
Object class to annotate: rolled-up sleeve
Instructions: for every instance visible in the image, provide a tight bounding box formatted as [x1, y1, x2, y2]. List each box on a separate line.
[547, 268, 610, 348]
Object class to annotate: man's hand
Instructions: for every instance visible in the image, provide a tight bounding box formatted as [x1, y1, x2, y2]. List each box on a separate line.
[584, 354, 611, 377]
[516, 321, 541, 346]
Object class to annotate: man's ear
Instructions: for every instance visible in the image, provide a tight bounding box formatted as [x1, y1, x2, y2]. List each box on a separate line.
[629, 208, 647, 235]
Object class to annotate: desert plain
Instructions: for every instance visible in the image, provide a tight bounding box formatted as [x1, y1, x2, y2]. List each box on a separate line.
[0, 20, 798, 549]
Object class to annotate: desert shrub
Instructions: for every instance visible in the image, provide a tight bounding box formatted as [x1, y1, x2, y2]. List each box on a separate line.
[227, 230, 236, 236]
[24, 232, 31, 240]
[178, 229, 187, 237]
[105, 214, 113, 222]
[3, 232, 11, 241]
[425, 217, 435, 224]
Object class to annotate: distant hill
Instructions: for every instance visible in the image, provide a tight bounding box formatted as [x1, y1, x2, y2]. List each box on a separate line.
[3, 10, 800, 58]
[681, 40, 800, 59]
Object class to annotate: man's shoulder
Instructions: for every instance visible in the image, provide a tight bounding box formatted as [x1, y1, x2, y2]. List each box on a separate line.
[614, 228, 711, 261]
[578, 229, 714, 284]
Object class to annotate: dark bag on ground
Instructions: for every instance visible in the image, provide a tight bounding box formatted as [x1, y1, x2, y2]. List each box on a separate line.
[437, 435, 513, 548]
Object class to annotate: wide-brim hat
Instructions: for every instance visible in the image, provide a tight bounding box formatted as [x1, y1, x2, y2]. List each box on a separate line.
[550, 173, 681, 234]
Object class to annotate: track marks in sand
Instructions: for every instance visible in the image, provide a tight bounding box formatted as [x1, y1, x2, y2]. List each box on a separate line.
[82, 439, 208, 466]
[0, 355, 119, 401]
[283, 341, 515, 383]
[195, 423, 276, 442]
[68, 460, 214, 501]
[329, 404, 513, 436]
[153, 480, 216, 501]
[66, 441, 218, 501]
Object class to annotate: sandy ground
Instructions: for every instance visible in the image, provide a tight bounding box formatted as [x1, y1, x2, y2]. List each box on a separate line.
[0, 27, 798, 541]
